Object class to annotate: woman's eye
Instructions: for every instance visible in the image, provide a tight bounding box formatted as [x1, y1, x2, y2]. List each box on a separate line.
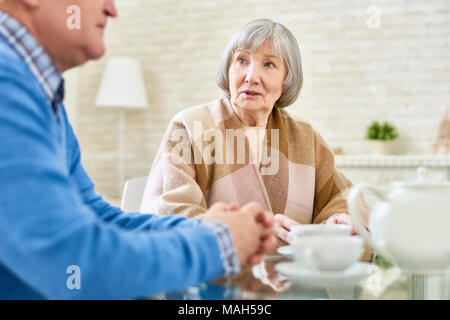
[237, 57, 247, 64]
[265, 62, 275, 68]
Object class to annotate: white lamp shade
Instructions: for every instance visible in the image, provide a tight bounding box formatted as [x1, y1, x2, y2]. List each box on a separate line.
[95, 57, 148, 109]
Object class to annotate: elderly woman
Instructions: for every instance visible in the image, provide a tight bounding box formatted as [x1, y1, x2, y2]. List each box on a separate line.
[140, 19, 358, 243]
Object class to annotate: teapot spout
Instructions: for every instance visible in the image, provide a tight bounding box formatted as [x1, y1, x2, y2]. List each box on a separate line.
[348, 184, 395, 264]
[372, 242, 396, 265]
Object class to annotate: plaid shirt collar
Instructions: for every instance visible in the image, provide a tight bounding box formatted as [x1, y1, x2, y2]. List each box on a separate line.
[0, 11, 64, 113]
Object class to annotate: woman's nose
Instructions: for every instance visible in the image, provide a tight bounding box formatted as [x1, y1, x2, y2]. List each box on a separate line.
[244, 63, 261, 84]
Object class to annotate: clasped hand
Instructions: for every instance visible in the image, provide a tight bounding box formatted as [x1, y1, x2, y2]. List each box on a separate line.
[202, 202, 276, 268]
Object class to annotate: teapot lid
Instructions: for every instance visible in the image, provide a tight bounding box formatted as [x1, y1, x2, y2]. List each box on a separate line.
[390, 167, 450, 189]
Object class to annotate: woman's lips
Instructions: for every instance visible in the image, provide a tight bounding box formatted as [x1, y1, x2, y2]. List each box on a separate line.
[241, 90, 262, 98]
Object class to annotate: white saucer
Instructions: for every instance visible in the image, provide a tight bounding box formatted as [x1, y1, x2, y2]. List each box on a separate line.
[277, 245, 293, 257]
[275, 262, 376, 287]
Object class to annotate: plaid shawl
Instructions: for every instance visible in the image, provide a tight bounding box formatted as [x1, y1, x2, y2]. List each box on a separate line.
[141, 98, 354, 225]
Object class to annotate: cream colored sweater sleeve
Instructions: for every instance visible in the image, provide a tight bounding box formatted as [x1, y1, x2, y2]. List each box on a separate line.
[140, 121, 208, 217]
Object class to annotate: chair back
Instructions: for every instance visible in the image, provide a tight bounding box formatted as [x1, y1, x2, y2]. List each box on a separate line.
[120, 176, 148, 212]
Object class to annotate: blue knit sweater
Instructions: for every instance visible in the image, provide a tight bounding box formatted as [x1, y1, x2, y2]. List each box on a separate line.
[0, 37, 225, 299]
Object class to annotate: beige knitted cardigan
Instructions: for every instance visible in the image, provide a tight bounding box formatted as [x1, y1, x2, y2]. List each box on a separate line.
[140, 98, 356, 225]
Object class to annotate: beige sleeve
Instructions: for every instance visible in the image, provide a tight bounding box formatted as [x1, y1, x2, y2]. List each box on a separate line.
[311, 130, 353, 224]
[311, 131, 373, 262]
[140, 121, 207, 217]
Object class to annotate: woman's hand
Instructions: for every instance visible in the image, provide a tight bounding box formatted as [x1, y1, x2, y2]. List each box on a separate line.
[273, 213, 358, 245]
[325, 213, 358, 235]
[273, 214, 301, 244]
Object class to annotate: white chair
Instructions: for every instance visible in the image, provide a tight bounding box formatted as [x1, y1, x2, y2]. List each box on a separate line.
[120, 176, 148, 212]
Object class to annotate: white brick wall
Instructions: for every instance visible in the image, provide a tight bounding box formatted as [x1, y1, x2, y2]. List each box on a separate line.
[71, 0, 450, 198]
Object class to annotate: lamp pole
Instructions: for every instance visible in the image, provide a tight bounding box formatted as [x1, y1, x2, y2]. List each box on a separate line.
[118, 108, 125, 198]
[95, 57, 148, 202]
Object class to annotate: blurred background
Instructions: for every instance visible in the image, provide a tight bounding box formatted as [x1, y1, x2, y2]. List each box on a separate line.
[63, 0, 450, 202]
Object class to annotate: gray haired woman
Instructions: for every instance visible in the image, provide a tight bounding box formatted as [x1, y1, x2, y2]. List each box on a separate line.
[141, 19, 361, 248]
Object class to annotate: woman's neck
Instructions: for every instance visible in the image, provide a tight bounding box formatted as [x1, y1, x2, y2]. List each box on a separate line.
[232, 104, 270, 127]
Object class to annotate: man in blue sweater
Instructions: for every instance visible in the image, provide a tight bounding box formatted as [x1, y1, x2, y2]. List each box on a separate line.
[0, 0, 275, 299]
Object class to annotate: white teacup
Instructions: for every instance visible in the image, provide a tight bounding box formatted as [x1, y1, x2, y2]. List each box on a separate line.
[291, 235, 363, 272]
[287, 224, 351, 244]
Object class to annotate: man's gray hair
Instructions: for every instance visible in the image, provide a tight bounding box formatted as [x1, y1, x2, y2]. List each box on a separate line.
[216, 18, 303, 108]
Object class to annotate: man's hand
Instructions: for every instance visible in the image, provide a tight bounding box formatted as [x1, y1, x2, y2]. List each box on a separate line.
[202, 202, 276, 267]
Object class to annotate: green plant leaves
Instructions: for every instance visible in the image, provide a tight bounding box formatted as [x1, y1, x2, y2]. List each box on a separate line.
[366, 121, 399, 141]
[374, 254, 395, 270]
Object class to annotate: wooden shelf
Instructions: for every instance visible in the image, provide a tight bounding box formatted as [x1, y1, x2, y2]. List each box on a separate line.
[335, 155, 450, 168]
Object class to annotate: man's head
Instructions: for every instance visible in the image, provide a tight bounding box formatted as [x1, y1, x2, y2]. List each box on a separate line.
[0, 0, 118, 72]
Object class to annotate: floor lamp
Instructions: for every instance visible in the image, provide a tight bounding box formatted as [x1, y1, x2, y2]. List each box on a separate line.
[95, 57, 148, 198]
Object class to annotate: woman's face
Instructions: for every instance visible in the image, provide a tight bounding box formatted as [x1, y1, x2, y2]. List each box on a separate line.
[228, 42, 286, 116]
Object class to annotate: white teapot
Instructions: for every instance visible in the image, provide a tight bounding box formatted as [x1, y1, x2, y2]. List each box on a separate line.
[347, 168, 450, 273]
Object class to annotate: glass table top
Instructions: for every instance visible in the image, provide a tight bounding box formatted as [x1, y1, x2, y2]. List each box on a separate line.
[155, 255, 450, 300]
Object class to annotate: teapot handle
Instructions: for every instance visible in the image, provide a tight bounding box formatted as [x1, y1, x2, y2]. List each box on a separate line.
[347, 184, 393, 262]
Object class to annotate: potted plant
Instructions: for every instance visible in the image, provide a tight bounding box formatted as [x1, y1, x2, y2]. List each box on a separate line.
[366, 121, 399, 155]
